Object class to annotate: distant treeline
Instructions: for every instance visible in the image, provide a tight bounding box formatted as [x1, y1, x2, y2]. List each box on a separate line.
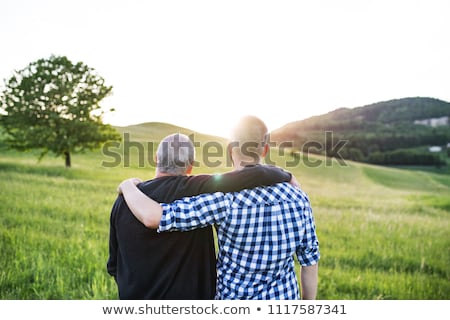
[295, 130, 448, 167]
[367, 149, 445, 166]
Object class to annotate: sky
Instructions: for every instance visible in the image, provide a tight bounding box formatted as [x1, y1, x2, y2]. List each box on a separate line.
[1, 0, 449, 137]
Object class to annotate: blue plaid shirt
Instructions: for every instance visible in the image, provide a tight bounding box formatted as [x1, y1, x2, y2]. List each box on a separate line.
[158, 182, 320, 300]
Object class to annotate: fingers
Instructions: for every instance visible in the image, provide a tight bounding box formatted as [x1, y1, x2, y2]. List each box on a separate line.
[117, 178, 143, 194]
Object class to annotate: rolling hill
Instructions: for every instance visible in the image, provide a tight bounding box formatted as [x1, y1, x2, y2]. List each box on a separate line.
[111, 98, 450, 170]
[113, 121, 227, 144]
[270, 97, 450, 167]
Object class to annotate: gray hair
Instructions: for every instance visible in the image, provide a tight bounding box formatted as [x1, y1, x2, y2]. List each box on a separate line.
[156, 133, 195, 175]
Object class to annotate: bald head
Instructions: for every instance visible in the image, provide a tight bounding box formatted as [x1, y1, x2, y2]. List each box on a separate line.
[229, 115, 269, 167]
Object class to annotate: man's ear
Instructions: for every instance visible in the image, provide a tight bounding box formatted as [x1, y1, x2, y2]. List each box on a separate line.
[227, 143, 235, 166]
[185, 164, 193, 175]
[261, 143, 269, 158]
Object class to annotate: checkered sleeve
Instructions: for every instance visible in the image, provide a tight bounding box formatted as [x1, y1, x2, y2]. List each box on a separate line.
[157, 192, 231, 233]
[297, 199, 320, 266]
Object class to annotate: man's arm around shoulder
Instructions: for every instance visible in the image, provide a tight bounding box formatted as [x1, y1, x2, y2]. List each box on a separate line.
[118, 178, 163, 228]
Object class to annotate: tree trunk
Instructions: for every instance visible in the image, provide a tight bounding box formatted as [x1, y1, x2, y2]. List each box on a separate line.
[64, 151, 71, 168]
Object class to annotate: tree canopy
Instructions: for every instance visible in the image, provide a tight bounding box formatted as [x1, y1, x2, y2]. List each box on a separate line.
[0, 55, 120, 167]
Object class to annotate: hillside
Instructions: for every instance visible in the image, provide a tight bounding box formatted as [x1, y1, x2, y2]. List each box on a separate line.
[271, 97, 450, 167]
[113, 122, 228, 144]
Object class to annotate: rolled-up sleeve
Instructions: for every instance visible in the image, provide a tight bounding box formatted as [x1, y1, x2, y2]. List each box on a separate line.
[297, 206, 320, 266]
[158, 192, 231, 232]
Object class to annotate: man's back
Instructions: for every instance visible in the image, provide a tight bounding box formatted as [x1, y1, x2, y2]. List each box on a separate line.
[158, 182, 320, 299]
[108, 175, 217, 299]
[216, 183, 319, 299]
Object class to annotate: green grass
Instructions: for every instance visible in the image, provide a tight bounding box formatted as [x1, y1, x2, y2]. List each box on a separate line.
[0, 123, 449, 299]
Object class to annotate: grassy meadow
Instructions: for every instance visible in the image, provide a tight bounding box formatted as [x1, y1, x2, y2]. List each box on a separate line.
[0, 123, 449, 299]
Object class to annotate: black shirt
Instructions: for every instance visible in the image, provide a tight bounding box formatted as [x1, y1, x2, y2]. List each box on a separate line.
[107, 165, 291, 299]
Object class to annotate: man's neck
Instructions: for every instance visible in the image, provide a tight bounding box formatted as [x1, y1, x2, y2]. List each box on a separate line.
[232, 159, 262, 170]
[154, 171, 186, 178]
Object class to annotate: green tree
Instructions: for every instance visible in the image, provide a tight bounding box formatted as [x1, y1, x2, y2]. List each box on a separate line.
[0, 55, 120, 167]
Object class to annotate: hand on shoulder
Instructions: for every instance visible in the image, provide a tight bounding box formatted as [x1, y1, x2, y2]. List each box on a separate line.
[117, 178, 143, 194]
